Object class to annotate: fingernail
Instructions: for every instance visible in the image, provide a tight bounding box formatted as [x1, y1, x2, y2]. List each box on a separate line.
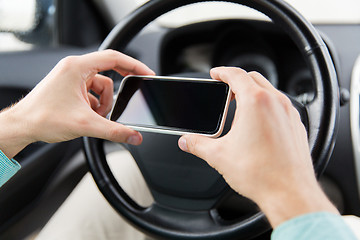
[178, 137, 188, 152]
[127, 134, 141, 145]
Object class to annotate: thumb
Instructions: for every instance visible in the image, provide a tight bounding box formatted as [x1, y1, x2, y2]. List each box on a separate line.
[178, 134, 215, 160]
[85, 114, 143, 145]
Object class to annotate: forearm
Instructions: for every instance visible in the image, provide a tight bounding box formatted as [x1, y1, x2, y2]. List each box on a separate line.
[0, 105, 34, 159]
[256, 179, 339, 228]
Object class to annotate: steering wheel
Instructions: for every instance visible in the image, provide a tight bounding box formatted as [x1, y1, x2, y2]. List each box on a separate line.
[84, 0, 339, 239]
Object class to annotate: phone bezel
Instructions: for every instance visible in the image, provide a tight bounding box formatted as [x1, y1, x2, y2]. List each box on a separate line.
[110, 75, 232, 138]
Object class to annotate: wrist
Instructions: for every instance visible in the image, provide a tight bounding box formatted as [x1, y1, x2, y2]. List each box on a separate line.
[254, 179, 339, 228]
[0, 105, 35, 158]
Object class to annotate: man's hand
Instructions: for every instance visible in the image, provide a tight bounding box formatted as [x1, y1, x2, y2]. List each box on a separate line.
[0, 50, 154, 158]
[178, 67, 338, 227]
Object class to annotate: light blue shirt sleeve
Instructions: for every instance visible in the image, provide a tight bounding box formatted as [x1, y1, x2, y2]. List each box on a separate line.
[272, 212, 357, 240]
[0, 149, 21, 187]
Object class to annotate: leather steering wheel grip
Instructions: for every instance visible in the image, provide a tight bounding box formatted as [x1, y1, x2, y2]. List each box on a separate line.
[84, 0, 339, 239]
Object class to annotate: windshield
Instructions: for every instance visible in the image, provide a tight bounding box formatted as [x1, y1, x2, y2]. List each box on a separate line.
[1, 0, 359, 52]
[91, 0, 360, 28]
[150, 0, 360, 28]
[285, 0, 360, 23]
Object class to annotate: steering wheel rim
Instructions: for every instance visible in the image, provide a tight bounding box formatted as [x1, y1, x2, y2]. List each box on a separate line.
[84, 0, 339, 239]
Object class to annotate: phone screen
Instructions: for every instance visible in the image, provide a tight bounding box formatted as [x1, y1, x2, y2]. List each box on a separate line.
[110, 76, 230, 136]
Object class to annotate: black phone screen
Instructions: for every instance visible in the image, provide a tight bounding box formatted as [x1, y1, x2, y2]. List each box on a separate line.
[110, 76, 230, 135]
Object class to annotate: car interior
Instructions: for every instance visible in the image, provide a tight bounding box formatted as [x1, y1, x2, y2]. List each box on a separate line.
[0, 0, 360, 239]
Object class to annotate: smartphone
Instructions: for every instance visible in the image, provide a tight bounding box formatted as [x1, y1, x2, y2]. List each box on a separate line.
[110, 75, 231, 137]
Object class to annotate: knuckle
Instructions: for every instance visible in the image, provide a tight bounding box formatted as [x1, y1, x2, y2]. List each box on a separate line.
[187, 136, 198, 152]
[291, 106, 301, 118]
[104, 76, 114, 87]
[291, 107, 304, 125]
[230, 67, 247, 76]
[59, 56, 78, 68]
[252, 89, 272, 105]
[187, 136, 206, 157]
[106, 126, 123, 141]
[103, 49, 119, 58]
[277, 93, 293, 111]
[221, 67, 246, 76]
[248, 71, 262, 78]
[279, 93, 291, 105]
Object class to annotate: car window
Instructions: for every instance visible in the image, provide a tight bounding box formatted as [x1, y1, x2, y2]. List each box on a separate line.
[0, 0, 56, 52]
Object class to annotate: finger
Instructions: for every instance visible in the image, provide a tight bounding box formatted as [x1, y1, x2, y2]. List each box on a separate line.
[248, 71, 293, 112]
[87, 93, 100, 110]
[116, 69, 153, 77]
[290, 105, 307, 139]
[87, 74, 114, 116]
[79, 50, 155, 77]
[84, 113, 143, 144]
[178, 134, 216, 161]
[210, 67, 259, 98]
[248, 71, 276, 91]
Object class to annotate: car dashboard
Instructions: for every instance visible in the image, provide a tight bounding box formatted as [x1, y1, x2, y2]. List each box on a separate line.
[160, 20, 315, 102]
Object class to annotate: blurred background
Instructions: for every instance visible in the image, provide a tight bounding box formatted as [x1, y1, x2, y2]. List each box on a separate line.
[1, 0, 359, 52]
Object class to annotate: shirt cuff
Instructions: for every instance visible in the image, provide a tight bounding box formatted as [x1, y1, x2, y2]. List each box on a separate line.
[271, 212, 357, 240]
[0, 149, 21, 187]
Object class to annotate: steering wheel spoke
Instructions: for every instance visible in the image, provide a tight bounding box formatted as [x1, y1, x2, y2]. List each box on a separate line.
[137, 203, 268, 239]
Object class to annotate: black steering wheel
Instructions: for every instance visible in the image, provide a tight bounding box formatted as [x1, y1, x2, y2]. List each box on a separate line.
[84, 0, 339, 239]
